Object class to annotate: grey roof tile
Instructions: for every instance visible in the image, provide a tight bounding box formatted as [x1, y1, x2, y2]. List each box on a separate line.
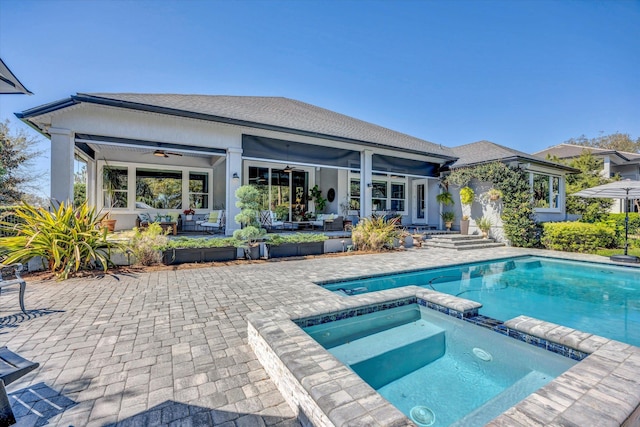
[81, 93, 456, 159]
[535, 144, 640, 162]
[451, 140, 546, 167]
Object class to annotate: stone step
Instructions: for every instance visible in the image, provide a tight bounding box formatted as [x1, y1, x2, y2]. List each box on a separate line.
[423, 234, 505, 250]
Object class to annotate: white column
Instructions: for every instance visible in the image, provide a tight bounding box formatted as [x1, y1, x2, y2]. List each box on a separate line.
[86, 159, 96, 206]
[602, 155, 611, 178]
[225, 147, 243, 236]
[360, 150, 373, 218]
[49, 128, 74, 207]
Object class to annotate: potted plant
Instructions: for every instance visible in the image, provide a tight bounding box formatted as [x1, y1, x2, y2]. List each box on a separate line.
[309, 185, 327, 213]
[459, 186, 474, 235]
[441, 211, 455, 231]
[183, 208, 195, 221]
[436, 191, 455, 207]
[232, 185, 266, 260]
[266, 233, 328, 258]
[476, 216, 492, 238]
[488, 188, 503, 201]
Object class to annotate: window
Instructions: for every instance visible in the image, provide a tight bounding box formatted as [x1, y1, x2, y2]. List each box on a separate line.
[390, 182, 405, 212]
[349, 178, 360, 211]
[73, 155, 87, 207]
[189, 172, 209, 209]
[532, 173, 561, 210]
[103, 166, 128, 209]
[99, 162, 213, 211]
[348, 173, 408, 214]
[136, 168, 182, 209]
[372, 181, 387, 211]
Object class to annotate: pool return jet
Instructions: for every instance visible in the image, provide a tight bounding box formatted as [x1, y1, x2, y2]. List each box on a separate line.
[573, 179, 640, 263]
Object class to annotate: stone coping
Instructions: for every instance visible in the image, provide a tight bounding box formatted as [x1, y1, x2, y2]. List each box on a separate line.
[248, 287, 640, 427]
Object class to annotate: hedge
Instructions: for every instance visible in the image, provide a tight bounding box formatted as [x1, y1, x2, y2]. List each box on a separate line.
[605, 213, 640, 235]
[541, 221, 617, 253]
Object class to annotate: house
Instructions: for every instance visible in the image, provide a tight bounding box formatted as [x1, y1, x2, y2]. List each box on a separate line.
[17, 94, 458, 233]
[443, 140, 578, 240]
[535, 143, 640, 213]
[17, 93, 575, 240]
[0, 57, 32, 95]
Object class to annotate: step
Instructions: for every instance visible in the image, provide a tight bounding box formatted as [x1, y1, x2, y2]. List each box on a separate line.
[455, 242, 506, 250]
[450, 370, 553, 427]
[329, 320, 445, 366]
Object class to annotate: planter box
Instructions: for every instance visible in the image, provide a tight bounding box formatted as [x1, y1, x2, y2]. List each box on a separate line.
[267, 242, 324, 258]
[162, 246, 237, 265]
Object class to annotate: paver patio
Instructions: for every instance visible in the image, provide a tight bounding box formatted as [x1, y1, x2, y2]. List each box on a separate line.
[0, 247, 632, 426]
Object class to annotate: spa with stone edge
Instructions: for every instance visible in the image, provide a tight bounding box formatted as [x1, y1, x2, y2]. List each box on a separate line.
[248, 287, 640, 426]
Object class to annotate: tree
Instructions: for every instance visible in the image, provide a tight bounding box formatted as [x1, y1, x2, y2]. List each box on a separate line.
[0, 120, 44, 205]
[565, 132, 640, 153]
[559, 152, 614, 221]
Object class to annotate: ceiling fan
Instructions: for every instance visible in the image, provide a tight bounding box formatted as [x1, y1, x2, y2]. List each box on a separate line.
[153, 150, 183, 158]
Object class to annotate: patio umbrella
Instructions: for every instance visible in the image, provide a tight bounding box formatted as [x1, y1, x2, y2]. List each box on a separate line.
[573, 179, 640, 263]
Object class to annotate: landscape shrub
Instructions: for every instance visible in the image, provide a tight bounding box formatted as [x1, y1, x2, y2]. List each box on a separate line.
[128, 223, 169, 266]
[160, 236, 237, 250]
[0, 202, 120, 279]
[604, 213, 640, 236]
[267, 233, 328, 245]
[351, 216, 400, 251]
[541, 221, 617, 253]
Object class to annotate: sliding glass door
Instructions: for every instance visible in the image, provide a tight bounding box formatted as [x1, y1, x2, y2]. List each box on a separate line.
[248, 166, 309, 220]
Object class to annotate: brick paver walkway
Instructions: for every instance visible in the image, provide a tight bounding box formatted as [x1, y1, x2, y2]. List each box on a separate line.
[0, 247, 583, 426]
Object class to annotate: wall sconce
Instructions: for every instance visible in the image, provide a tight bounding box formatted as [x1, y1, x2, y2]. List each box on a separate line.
[232, 172, 239, 183]
[367, 182, 373, 188]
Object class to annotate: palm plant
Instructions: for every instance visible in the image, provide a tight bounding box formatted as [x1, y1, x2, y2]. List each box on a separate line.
[351, 216, 401, 251]
[0, 201, 121, 279]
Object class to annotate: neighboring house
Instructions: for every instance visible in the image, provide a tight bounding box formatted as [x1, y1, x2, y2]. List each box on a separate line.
[535, 143, 640, 213]
[445, 141, 578, 240]
[16, 94, 457, 234]
[0, 57, 32, 95]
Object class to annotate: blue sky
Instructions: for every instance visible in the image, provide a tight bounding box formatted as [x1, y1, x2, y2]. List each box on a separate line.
[1, 0, 639, 196]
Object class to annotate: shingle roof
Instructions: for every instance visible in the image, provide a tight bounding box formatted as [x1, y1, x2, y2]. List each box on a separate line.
[450, 140, 576, 171]
[21, 93, 456, 160]
[535, 143, 640, 162]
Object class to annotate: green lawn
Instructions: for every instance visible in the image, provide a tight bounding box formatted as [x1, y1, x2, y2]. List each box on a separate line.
[595, 237, 640, 257]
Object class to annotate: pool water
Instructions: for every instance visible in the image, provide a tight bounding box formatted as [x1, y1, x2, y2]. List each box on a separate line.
[322, 256, 640, 347]
[304, 305, 576, 426]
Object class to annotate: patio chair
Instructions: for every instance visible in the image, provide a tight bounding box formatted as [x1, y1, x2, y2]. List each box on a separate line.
[199, 210, 225, 234]
[0, 263, 27, 314]
[0, 346, 39, 424]
[259, 210, 284, 231]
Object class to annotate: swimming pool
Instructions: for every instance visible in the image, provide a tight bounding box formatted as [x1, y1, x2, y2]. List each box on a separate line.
[321, 255, 640, 347]
[304, 304, 577, 426]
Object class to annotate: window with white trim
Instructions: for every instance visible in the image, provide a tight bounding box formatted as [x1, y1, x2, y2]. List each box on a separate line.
[348, 172, 408, 214]
[99, 162, 213, 211]
[531, 172, 561, 210]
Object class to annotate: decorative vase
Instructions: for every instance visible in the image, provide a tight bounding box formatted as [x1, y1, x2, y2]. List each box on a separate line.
[186, 214, 193, 221]
[445, 221, 452, 231]
[460, 219, 469, 235]
[481, 230, 489, 239]
[101, 219, 117, 232]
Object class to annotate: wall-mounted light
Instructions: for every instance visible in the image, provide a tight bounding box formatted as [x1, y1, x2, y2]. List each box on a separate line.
[232, 172, 239, 183]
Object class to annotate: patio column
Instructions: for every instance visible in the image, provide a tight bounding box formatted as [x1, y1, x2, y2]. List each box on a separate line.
[361, 149, 373, 218]
[49, 127, 74, 207]
[86, 159, 96, 207]
[225, 147, 243, 236]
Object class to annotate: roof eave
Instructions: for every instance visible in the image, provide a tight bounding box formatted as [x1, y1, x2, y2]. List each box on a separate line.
[449, 156, 579, 173]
